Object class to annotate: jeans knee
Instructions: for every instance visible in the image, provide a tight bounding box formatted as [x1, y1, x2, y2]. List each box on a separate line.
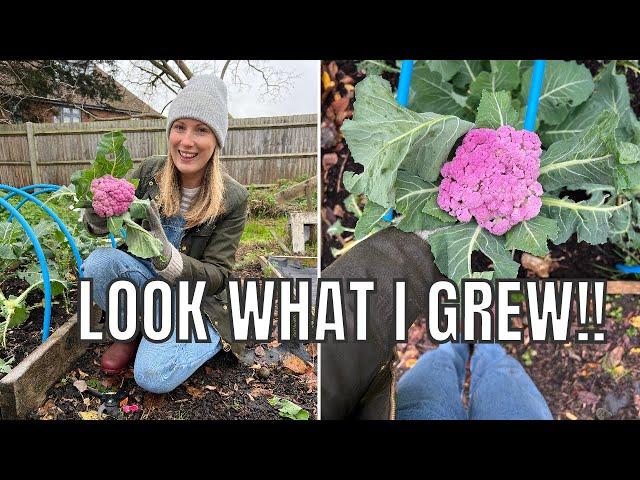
[133, 362, 176, 394]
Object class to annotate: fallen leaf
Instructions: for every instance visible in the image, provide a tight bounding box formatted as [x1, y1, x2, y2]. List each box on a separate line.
[37, 399, 61, 420]
[250, 387, 273, 398]
[322, 153, 339, 170]
[321, 71, 335, 91]
[603, 346, 624, 369]
[79, 410, 101, 420]
[254, 345, 266, 357]
[576, 391, 600, 406]
[630, 348, 640, 355]
[143, 393, 166, 412]
[83, 398, 91, 407]
[185, 385, 206, 399]
[77, 369, 89, 379]
[629, 316, 640, 329]
[245, 377, 255, 385]
[119, 397, 129, 408]
[611, 365, 627, 380]
[204, 366, 213, 376]
[268, 340, 281, 349]
[100, 376, 119, 389]
[204, 385, 217, 391]
[305, 343, 317, 358]
[249, 363, 262, 370]
[73, 380, 88, 393]
[268, 396, 310, 420]
[405, 358, 418, 369]
[282, 353, 306, 375]
[565, 411, 578, 420]
[521, 253, 560, 278]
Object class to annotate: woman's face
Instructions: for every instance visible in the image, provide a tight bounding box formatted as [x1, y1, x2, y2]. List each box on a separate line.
[169, 118, 217, 184]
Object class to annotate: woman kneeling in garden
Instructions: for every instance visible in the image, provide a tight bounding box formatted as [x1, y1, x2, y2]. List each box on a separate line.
[81, 75, 248, 393]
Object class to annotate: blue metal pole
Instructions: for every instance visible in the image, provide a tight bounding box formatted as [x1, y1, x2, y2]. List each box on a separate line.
[0, 197, 53, 342]
[1, 185, 84, 284]
[383, 60, 415, 223]
[523, 60, 546, 132]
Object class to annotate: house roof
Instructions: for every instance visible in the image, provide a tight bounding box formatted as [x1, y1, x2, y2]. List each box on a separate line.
[62, 67, 162, 117]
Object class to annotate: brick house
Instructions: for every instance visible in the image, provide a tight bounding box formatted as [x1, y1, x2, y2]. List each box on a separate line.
[1, 67, 161, 123]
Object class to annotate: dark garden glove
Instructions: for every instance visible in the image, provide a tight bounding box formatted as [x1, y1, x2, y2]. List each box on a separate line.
[320, 227, 440, 419]
[82, 207, 109, 236]
[143, 200, 183, 281]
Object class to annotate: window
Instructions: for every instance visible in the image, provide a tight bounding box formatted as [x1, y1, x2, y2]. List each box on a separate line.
[53, 106, 81, 123]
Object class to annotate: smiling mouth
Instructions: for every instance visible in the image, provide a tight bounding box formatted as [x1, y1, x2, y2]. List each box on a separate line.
[178, 149, 198, 160]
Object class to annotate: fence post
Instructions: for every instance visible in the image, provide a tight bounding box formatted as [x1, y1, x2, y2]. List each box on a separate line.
[25, 122, 41, 184]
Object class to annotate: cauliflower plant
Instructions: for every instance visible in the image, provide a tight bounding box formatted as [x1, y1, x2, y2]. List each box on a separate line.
[90, 174, 136, 217]
[437, 125, 544, 235]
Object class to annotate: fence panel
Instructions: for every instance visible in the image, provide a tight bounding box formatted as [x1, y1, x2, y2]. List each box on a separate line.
[0, 114, 317, 187]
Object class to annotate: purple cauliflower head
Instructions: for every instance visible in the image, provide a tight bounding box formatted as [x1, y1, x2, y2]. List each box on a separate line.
[90, 174, 136, 217]
[437, 125, 543, 236]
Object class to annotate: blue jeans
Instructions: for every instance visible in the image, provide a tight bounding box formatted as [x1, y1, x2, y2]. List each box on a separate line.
[81, 214, 222, 394]
[396, 343, 553, 420]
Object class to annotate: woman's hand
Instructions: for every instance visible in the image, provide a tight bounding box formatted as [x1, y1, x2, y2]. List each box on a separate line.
[82, 207, 109, 236]
[143, 200, 173, 270]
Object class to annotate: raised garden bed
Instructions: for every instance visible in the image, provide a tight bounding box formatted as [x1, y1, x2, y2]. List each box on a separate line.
[0, 302, 101, 419]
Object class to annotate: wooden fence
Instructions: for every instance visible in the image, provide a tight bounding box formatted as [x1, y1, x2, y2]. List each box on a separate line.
[0, 114, 317, 186]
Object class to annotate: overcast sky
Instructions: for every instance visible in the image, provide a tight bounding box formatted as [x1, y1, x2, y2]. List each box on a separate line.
[111, 60, 319, 119]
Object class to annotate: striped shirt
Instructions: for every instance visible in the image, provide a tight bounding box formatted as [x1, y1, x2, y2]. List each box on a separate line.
[180, 186, 201, 215]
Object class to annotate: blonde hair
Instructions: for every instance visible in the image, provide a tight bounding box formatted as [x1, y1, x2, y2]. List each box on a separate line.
[157, 148, 226, 228]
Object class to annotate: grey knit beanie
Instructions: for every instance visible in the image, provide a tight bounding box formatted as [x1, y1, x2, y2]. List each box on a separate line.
[166, 74, 228, 148]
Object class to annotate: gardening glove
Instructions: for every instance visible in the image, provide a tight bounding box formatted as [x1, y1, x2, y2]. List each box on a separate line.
[320, 227, 440, 419]
[143, 200, 183, 281]
[82, 207, 109, 236]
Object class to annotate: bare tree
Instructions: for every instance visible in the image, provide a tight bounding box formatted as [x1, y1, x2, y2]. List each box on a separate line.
[120, 60, 298, 114]
[0, 60, 123, 124]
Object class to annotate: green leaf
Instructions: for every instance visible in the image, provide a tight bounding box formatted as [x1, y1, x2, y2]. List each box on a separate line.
[394, 171, 451, 232]
[521, 60, 594, 126]
[0, 356, 14, 374]
[426, 222, 520, 284]
[540, 62, 637, 146]
[469, 60, 520, 98]
[541, 192, 631, 244]
[354, 200, 390, 240]
[356, 60, 399, 76]
[0, 244, 17, 260]
[91, 131, 133, 180]
[326, 219, 354, 237]
[451, 60, 486, 90]
[70, 167, 99, 206]
[121, 213, 163, 259]
[475, 90, 519, 128]
[538, 111, 619, 191]
[267, 396, 310, 420]
[409, 64, 471, 118]
[341, 75, 473, 207]
[343, 194, 362, 218]
[128, 198, 150, 220]
[614, 162, 640, 191]
[504, 216, 559, 256]
[107, 215, 124, 237]
[424, 60, 461, 82]
[617, 142, 640, 165]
